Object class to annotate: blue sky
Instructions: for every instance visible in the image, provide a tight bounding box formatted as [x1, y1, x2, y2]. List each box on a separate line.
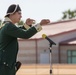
[0, 0, 76, 23]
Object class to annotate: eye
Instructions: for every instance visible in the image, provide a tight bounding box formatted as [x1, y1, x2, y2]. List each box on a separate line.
[18, 11, 21, 15]
[18, 12, 21, 15]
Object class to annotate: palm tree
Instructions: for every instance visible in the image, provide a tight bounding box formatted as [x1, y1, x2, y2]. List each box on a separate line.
[62, 9, 76, 20]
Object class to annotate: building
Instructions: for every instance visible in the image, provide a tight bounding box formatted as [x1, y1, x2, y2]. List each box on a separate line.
[17, 19, 76, 64]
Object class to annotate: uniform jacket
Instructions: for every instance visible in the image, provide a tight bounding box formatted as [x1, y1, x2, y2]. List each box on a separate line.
[0, 22, 37, 67]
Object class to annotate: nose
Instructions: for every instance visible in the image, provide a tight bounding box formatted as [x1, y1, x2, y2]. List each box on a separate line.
[19, 16, 22, 20]
[20, 15, 22, 19]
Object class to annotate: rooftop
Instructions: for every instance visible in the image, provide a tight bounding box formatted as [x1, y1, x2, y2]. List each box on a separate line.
[30, 19, 76, 39]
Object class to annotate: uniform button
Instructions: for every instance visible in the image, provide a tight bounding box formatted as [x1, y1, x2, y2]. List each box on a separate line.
[6, 64, 8, 66]
[3, 50, 5, 52]
[3, 62, 6, 64]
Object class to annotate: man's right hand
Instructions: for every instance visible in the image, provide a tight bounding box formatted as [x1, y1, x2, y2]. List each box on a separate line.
[40, 19, 50, 25]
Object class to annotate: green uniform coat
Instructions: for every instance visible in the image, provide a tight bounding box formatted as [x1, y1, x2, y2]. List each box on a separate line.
[0, 22, 37, 75]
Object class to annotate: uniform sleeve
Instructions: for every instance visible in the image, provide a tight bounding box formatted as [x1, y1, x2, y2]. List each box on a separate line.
[18, 26, 27, 30]
[5, 24, 37, 39]
[18, 24, 31, 30]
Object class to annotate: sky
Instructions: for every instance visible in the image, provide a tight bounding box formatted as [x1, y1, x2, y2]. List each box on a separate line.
[0, 0, 76, 23]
